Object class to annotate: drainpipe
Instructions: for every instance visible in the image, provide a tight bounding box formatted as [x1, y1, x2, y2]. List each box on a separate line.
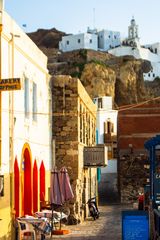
[9, 33, 15, 211]
[9, 32, 20, 212]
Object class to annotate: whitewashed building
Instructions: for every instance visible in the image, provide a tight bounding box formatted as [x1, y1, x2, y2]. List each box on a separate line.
[59, 32, 98, 52]
[0, 3, 52, 238]
[97, 29, 121, 51]
[59, 28, 121, 52]
[93, 96, 118, 203]
[143, 42, 160, 55]
[93, 96, 117, 144]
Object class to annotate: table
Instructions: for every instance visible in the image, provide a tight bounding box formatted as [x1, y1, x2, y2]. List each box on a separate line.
[35, 210, 68, 222]
[17, 216, 51, 239]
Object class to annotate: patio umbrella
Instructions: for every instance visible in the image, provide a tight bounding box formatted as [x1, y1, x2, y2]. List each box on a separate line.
[59, 167, 74, 202]
[50, 168, 63, 232]
[50, 168, 63, 206]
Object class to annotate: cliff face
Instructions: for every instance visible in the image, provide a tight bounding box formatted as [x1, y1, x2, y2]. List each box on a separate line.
[80, 62, 116, 99]
[28, 28, 156, 107]
[107, 56, 151, 106]
[49, 50, 151, 106]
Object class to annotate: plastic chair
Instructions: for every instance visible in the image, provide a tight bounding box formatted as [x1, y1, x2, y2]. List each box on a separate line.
[17, 219, 36, 240]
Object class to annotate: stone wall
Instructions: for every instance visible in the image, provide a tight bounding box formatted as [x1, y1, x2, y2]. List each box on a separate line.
[51, 75, 97, 222]
[119, 152, 149, 203]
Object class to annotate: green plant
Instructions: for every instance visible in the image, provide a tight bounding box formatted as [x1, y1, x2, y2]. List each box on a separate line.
[79, 49, 87, 59]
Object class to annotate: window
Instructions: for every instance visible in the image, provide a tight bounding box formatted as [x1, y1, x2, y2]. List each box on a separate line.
[24, 78, 29, 118]
[114, 35, 117, 39]
[108, 35, 111, 38]
[153, 73, 155, 78]
[80, 104, 83, 143]
[98, 98, 103, 108]
[32, 82, 37, 121]
[78, 39, 81, 43]
[66, 40, 69, 45]
[90, 39, 92, 44]
[148, 73, 150, 77]
[155, 48, 157, 54]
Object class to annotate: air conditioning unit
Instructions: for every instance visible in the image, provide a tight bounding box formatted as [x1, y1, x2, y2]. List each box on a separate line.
[84, 144, 108, 167]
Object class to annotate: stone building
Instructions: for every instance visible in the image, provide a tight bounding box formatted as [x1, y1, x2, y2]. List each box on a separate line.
[51, 75, 97, 222]
[117, 104, 160, 203]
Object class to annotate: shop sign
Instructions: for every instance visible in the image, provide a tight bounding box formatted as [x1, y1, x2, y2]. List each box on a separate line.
[0, 78, 21, 91]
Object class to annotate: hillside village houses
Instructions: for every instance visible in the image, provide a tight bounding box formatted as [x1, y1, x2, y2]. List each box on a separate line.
[0, 3, 52, 238]
[59, 17, 160, 81]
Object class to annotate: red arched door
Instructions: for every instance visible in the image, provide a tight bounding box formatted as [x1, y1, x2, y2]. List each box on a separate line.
[23, 148, 32, 215]
[14, 157, 19, 217]
[40, 161, 45, 202]
[33, 159, 38, 212]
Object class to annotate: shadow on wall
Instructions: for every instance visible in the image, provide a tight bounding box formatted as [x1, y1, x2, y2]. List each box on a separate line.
[98, 172, 120, 204]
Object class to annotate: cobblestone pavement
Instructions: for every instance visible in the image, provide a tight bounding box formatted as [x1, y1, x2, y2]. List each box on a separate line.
[44, 204, 133, 240]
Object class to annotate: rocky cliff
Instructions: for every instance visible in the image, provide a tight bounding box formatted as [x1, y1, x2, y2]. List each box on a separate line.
[28, 28, 159, 107]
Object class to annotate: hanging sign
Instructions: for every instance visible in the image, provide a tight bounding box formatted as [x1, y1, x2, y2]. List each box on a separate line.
[0, 78, 21, 91]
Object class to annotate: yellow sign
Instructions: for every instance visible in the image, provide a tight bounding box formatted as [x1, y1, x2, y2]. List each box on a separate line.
[0, 78, 21, 91]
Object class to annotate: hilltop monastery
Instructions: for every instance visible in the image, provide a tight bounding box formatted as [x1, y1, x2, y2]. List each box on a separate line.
[59, 17, 160, 81]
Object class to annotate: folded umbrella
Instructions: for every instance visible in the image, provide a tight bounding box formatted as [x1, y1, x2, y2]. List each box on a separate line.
[59, 167, 74, 202]
[50, 168, 63, 206]
[50, 168, 63, 232]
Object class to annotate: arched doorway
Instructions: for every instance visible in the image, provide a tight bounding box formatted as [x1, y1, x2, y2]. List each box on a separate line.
[22, 146, 32, 215]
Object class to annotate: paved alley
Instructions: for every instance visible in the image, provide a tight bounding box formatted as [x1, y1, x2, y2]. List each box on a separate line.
[48, 204, 133, 240]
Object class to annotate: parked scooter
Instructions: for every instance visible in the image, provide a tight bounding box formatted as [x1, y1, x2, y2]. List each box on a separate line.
[87, 197, 100, 220]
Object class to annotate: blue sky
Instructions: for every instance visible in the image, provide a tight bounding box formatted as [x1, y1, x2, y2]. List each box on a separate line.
[4, 0, 160, 44]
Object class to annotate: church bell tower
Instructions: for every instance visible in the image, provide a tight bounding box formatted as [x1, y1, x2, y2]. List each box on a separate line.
[128, 17, 139, 40]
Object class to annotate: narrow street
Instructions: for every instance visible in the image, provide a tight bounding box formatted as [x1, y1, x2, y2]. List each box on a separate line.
[47, 204, 132, 240]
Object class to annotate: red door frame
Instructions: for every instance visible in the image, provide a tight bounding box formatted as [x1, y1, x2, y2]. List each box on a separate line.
[14, 157, 19, 217]
[23, 148, 32, 215]
[40, 161, 45, 202]
[33, 159, 38, 212]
